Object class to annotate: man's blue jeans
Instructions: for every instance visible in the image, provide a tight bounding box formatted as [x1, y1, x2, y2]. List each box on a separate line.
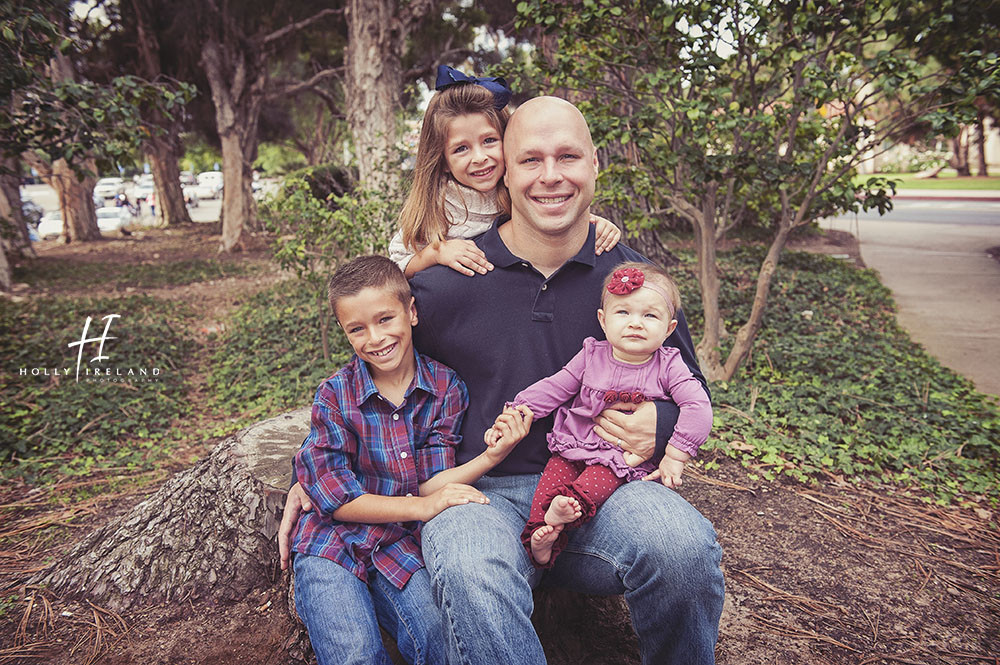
[421, 473, 725, 665]
[293, 553, 447, 665]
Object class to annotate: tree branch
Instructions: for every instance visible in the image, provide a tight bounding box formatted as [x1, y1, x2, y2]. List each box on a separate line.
[268, 67, 343, 99]
[261, 8, 342, 47]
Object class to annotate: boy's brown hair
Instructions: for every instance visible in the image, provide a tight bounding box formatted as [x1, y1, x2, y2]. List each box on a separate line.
[328, 255, 411, 321]
[601, 261, 681, 317]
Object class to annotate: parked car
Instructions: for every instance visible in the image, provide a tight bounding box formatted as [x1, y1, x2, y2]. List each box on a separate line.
[133, 174, 155, 201]
[96, 206, 131, 232]
[94, 177, 126, 200]
[36, 211, 62, 239]
[194, 171, 224, 199]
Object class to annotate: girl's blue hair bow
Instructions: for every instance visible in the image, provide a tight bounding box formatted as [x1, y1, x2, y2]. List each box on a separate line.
[434, 65, 512, 110]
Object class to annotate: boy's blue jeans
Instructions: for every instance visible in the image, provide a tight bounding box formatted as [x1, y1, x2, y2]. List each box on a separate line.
[293, 554, 446, 665]
[421, 472, 725, 665]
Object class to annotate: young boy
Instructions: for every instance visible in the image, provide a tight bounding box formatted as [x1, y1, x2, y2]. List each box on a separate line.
[290, 255, 530, 665]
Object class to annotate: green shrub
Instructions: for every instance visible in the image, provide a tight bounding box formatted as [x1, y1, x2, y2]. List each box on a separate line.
[1, 295, 196, 478]
[672, 247, 1000, 503]
[207, 279, 354, 424]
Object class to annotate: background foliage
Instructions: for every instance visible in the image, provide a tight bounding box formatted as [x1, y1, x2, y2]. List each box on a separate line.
[673, 247, 1000, 503]
[0, 295, 196, 478]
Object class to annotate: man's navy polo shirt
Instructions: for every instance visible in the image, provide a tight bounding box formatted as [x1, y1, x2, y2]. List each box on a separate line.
[410, 217, 708, 476]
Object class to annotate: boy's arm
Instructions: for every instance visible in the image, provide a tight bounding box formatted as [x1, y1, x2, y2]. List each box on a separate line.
[294, 395, 368, 518]
[299, 383, 487, 525]
[420, 405, 533, 495]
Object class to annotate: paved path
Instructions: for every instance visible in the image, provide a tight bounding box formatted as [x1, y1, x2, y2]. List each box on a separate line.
[821, 192, 1000, 398]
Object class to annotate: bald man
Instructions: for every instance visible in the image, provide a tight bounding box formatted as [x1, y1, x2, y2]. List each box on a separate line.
[281, 97, 724, 664]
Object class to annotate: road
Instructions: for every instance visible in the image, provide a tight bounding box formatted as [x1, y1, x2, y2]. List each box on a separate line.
[822, 197, 1000, 397]
[845, 198, 1000, 226]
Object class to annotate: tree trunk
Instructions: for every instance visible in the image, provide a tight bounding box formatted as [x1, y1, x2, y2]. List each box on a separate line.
[30, 408, 312, 611]
[25, 155, 101, 242]
[345, 0, 433, 197]
[690, 187, 725, 381]
[201, 38, 266, 252]
[131, 0, 192, 227]
[0, 158, 35, 291]
[975, 111, 989, 177]
[949, 127, 971, 176]
[1, 160, 35, 256]
[147, 135, 192, 226]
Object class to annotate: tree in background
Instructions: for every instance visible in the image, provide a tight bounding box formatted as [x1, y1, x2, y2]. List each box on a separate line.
[898, 0, 1000, 177]
[513, 0, 999, 381]
[0, 0, 191, 289]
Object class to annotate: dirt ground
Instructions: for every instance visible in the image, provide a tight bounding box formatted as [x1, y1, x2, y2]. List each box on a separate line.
[2, 226, 997, 664]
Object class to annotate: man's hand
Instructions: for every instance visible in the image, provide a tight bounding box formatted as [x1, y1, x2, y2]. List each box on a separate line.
[484, 405, 533, 463]
[278, 482, 312, 571]
[421, 482, 489, 521]
[436, 238, 493, 276]
[593, 400, 657, 464]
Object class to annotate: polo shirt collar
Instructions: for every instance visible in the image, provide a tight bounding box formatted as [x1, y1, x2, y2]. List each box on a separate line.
[352, 347, 439, 406]
[481, 215, 598, 270]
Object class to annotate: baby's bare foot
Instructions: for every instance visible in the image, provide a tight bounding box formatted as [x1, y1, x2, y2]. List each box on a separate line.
[544, 495, 582, 527]
[531, 524, 564, 566]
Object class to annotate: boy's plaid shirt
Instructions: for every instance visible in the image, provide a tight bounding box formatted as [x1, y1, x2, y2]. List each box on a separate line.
[292, 351, 468, 589]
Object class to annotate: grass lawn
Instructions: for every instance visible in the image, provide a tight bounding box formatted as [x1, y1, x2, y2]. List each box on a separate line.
[855, 170, 1000, 190]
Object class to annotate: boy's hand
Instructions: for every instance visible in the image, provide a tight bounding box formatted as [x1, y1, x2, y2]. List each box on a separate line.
[590, 214, 622, 255]
[436, 238, 493, 276]
[422, 482, 489, 521]
[484, 405, 533, 462]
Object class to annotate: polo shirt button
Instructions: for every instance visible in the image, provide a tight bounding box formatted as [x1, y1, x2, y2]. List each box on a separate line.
[541, 284, 548, 291]
[521, 262, 529, 267]
[392, 413, 399, 421]
[406, 493, 413, 497]
[400, 451, 408, 459]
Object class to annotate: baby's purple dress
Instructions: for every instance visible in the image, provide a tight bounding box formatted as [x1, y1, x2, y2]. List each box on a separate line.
[511, 337, 713, 481]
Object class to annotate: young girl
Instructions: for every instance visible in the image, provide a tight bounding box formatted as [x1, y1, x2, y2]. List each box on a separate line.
[389, 65, 621, 277]
[486, 262, 713, 567]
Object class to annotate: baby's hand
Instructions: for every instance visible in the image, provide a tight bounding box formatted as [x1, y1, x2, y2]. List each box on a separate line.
[484, 405, 534, 462]
[590, 214, 621, 255]
[642, 452, 687, 489]
[436, 238, 493, 276]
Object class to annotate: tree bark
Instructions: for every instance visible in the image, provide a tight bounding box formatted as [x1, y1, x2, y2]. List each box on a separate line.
[131, 0, 193, 227]
[30, 408, 312, 611]
[201, 37, 266, 252]
[24, 155, 101, 242]
[975, 111, 989, 177]
[147, 135, 192, 226]
[344, 0, 433, 196]
[949, 127, 971, 176]
[0, 159, 36, 257]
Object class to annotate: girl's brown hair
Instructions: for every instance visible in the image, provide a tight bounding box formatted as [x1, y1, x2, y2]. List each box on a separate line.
[397, 83, 511, 251]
